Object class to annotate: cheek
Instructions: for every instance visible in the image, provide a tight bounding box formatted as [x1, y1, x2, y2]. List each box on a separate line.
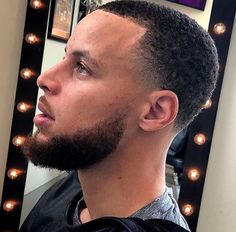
[56, 76, 139, 130]
[57, 89, 127, 129]
[70, 81, 128, 109]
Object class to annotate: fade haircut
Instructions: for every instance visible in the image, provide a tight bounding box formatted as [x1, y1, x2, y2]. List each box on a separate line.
[99, 0, 219, 130]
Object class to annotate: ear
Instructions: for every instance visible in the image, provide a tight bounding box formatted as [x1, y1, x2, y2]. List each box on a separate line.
[139, 90, 179, 132]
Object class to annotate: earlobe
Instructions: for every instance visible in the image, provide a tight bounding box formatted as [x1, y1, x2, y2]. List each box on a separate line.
[139, 90, 178, 132]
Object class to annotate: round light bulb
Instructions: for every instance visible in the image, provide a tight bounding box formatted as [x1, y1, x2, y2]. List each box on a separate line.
[3, 200, 18, 212]
[203, 99, 212, 109]
[181, 204, 194, 216]
[17, 102, 32, 113]
[188, 168, 200, 181]
[25, 33, 40, 44]
[194, 133, 206, 145]
[20, 68, 35, 79]
[214, 23, 226, 35]
[7, 168, 23, 180]
[12, 136, 26, 147]
[30, 0, 44, 9]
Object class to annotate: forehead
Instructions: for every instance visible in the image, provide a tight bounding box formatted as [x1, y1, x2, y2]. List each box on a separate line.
[67, 10, 146, 60]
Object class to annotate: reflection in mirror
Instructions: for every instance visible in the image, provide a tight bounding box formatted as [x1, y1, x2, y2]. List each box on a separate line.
[19, 0, 214, 229]
[20, 0, 190, 225]
[0, 0, 235, 231]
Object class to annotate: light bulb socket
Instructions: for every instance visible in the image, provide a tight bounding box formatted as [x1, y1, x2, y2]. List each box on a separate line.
[213, 22, 226, 35]
[20, 68, 36, 79]
[181, 204, 194, 216]
[202, 99, 212, 109]
[12, 135, 26, 147]
[25, 33, 41, 44]
[3, 200, 19, 212]
[187, 168, 200, 181]
[7, 168, 24, 180]
[194, 133, 206, 146]
[30, 0, 45, 9]
[17, 102, 32, 113]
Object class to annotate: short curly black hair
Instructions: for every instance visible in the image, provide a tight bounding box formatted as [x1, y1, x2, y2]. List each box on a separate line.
[99, 0, 219, 130]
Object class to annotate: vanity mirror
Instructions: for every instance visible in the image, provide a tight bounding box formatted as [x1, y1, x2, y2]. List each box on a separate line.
[0, 0, 235, 231]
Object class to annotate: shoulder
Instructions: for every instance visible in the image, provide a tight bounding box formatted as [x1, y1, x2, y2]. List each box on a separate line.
[132, 189, 190, 231]
[19, 171, 81, 232]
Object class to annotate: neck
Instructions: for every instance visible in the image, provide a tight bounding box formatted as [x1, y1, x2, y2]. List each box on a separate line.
[77, 136, 168, 221]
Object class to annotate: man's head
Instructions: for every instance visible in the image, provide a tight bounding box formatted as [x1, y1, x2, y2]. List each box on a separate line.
[23, 0, 218, 171]
[99, 0, 219, 129]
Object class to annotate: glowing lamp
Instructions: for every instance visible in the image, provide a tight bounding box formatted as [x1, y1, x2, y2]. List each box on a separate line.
[17, 102, 32, 113]
[181, 204, 194, 216]
[12, 136, 26, 147]
[194, 133, 206, 146]
[214, 22, 226, 35]
[188, 168, 200, 181]
[30, 0, 44, 9]
[7, 168, 23, 180]
[20, 68, 35, 79]
[25, 33, 40, 44]
[3, 200, 18, 212]
[203, 99, 212, 109]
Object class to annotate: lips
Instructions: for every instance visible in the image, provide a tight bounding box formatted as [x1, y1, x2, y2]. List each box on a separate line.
[33, 96, 55, 127]
[37, 101, 55, 120]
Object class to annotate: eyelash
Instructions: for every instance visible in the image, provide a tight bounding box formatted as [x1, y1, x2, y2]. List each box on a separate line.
[74, 61, 89, 76]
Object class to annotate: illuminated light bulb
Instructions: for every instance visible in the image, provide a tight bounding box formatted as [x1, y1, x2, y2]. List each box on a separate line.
[30, 0, 44, 9]
[194, 133, 206, 146]
[203, 99, 212, 109]
[20, 68, 35, 79]
[25, 33, 40, 44]
[3, 200, 18, 212]
[188, 168, 200, 181]
[17, 102, 32, 113]
[7, 168, 23, 180]
[181, 204, 194, 216]
[12, 136, 26, 147]
[213, 22, 226, 35]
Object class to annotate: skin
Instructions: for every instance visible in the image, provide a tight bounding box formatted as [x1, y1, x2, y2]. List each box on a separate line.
[35, 10, 179, 223]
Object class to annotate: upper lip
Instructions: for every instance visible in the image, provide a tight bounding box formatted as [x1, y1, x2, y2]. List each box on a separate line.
[38, 96, 55, 120]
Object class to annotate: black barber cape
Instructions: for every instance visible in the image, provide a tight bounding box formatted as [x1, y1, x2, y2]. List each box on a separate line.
[20, 171, 188, 232]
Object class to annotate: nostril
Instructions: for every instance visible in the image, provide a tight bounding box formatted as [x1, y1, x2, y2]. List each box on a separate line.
[41, 85, 50, 93]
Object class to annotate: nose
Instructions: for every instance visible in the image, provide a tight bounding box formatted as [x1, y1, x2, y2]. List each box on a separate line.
[37, 61, 64, 95]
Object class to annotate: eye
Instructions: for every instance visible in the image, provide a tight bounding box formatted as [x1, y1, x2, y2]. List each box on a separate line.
[74, 61, 89, 76]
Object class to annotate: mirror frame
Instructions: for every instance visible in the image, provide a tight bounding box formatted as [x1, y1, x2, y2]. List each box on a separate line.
[0, 0, 235, 231]
[0, 0, 50, 230]
[178, 1, 235, 229]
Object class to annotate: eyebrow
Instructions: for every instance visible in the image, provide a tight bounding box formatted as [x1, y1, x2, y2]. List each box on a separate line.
[65, 47, 99, 68]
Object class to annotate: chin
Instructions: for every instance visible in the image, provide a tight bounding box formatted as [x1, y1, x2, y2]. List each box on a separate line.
[34, 130, 51, 143]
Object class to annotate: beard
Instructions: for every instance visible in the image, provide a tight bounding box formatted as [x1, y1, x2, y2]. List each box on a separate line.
[22, 112, 127, 171]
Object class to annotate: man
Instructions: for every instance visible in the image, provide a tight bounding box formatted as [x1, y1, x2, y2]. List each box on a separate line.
[20, 0, 218, 231]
